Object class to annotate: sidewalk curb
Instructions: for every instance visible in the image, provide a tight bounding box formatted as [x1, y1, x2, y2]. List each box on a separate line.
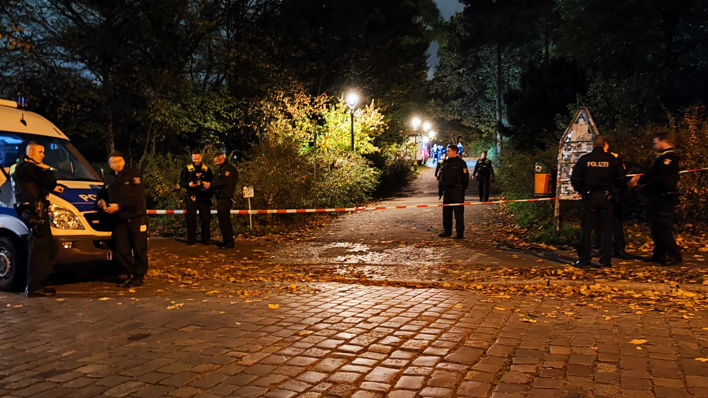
[328, 276, 708, 293]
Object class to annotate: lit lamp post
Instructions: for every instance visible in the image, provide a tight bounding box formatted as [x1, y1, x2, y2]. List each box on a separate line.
[422, 121, 431, 134]
[428, 130, 436, 140]
[346, 92, 359, 151]
[411, 116, 422, 131]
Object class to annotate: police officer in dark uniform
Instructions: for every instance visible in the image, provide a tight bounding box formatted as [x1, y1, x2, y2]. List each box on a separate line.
[438, 144, 469, 239]
[97, 152, 148, 287]
[571, 135, 626, 268]
[12, 142, 64, 297]
[629, 132, 681, 265]
[179, 150, 213, 245]
[473, 150, 494, 202]
[211, 152, 238, 249]
[604, 140, 630, 258]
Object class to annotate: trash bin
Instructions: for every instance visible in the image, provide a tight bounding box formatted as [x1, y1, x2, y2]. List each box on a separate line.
[534, 162, 552, 197]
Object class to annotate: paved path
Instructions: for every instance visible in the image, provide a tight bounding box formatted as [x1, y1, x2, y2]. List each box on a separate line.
[3, 281, 708, 398]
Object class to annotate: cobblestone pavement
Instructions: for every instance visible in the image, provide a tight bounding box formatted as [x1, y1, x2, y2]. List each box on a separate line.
[2, 281, 708, 398]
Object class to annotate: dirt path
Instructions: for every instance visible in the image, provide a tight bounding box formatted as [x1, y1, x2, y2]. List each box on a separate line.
[271, 161, 566, 272]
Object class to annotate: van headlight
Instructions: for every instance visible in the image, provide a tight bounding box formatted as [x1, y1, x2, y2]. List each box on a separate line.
[49, 205, 85, 230]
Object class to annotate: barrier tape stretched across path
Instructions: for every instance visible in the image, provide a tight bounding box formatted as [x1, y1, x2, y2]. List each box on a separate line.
[147, 195, 573, 216]
[146, 167, 708, 216]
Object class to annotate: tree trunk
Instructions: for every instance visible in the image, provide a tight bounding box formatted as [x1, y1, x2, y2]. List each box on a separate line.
[105, 112, 115, 155]
[544, 18, 550, 65]
[495, 42, 503, 155]
[102, 69, 115, 155]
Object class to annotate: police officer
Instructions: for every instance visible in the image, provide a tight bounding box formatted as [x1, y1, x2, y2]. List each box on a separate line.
[438, 144, 469, 239]
[179, 150, 213, 245]
[473, 150, 494, 202]
[604, 140, 630, 258]
[571, 135, 626, 268]
[12, 142, 64, 297]
[97, 152, 148, 287]
[629, 132, 681, 265]
[211, 152, 238, 249]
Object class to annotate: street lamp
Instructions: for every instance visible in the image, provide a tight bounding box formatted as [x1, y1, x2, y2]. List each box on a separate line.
[422, 121, 431, 133]
[346, 91, 359, 151]
[428, 130, 436, 139]
[411, 116, 422, 131]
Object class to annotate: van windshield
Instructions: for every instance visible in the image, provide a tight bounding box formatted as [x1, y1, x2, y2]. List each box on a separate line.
[0, 132, 101, 182]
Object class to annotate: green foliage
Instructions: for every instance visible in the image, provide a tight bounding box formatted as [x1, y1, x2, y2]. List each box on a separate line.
[236, 140, 380, 211]
[139, 153, 188, 235]
[530, 223, 579, 247]
[495, 145, 556, 227]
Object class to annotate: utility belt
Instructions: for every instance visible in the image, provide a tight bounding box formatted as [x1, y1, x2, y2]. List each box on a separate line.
[14, 200, 49, 217]
[583, 189, 613, 201]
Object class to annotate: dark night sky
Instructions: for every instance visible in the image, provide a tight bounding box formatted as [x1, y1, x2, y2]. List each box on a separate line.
[428, 0, 464, 79]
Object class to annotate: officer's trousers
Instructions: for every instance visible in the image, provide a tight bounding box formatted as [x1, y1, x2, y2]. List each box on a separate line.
[477, 176, 491, 202]
[185, 197, 211, 244]
[649, 198, 681, 262]
[216, 198, 234, 245]
[113, 216, 149, 277]
[23, 214, 57, 292]
[442, 186, 465, 236]
[579, 192, 614, 266]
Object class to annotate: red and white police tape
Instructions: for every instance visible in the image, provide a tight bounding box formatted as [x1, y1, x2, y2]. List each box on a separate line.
[147, 196, 568, 216]
[146, 167, 708, 216]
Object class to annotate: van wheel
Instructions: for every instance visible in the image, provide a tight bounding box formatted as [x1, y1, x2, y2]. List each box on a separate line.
[0, 237, 23, 292]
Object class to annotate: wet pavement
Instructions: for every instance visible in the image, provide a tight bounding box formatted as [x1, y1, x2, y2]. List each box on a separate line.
[3, 160, 708, 397]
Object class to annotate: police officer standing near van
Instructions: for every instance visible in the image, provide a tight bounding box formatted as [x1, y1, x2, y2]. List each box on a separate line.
[12, 142, 64, 297]
[179, 150, 213, 245]
[211, 152, 238, 249]
[97, 152, 148, 287]
[438, 144, 469, 239]
[629, 132, 682, 265]
[571, 135, 625, 268]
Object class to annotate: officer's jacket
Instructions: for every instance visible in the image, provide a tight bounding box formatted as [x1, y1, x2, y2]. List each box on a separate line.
[97, 167, 147, 221]
[439, 156, 469, 191]
[638, 148, 680, 196]
[11, 156, 58, 203]
[571, 147, 625, 193]
[179, 163, 213, 198]
[473, 158, 494, 178]
[611, 152, 628, 194]
[211, 161, 238, 199]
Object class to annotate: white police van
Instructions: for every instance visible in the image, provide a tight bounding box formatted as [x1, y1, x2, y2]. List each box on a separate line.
[0, 98, 112, 291]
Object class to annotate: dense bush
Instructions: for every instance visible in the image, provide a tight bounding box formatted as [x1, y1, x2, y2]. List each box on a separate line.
[495, 145, 556, 227]
[236, 140, 380, 210]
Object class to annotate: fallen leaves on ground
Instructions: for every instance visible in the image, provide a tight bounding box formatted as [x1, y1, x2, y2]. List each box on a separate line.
[268, 304, 280, 309]
[629, 339, 648, 345]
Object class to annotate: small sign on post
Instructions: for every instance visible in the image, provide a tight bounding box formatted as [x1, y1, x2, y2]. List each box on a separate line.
[243, 186, 254, 230]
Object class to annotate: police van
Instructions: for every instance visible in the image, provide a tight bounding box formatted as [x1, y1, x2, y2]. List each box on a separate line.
[0, 98, 112, 291]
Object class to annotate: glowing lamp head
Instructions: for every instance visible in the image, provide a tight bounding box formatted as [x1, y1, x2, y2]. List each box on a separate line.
[422, 122, 431, 132]
[346, 92, 359, 109]
[411, 116, 422, 130]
